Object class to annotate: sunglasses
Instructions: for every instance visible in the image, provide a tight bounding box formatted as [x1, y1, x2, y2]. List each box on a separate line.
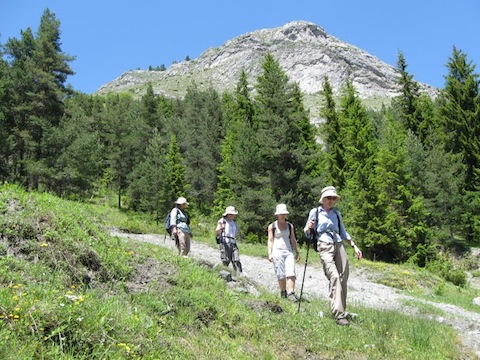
[324, 196, 337, 200]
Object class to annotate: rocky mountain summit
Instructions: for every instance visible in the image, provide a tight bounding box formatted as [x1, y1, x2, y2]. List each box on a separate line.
[98, 21, 437, 113]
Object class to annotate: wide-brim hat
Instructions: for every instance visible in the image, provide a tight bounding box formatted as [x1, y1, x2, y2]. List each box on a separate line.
[274, 203, 289, 215]
[175, 197, 188, 205]
[223, 206, 238, 216]
[319, 186, 340, 204]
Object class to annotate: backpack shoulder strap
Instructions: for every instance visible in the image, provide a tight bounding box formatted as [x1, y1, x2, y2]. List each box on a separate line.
[287, 221, 292, 237]
[334, 209, 343, 237]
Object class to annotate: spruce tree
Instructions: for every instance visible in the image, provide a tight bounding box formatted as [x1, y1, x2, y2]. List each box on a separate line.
[369, 112, 430, 262]
[337, 80, 377, 253]
[127, 128, 166, 216]
[177, 85, 223, 213]
[4, 9, 74, 189]
[438, 47, 480, 243]
[319, 76, 344, 187]
[393, 51, 434, 143]
[161, 134, 189, 214]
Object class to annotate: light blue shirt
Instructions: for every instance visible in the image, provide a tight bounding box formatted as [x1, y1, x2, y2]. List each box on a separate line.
[304, 207, 351, 243]
[170, 207, 191, 234]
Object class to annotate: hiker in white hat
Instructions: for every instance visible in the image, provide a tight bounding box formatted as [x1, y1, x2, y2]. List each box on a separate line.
[304, 186, 362, 325]
[170, 197, 192, 257]
[215, 206, 243, 275]
[267, 204, 300, 301]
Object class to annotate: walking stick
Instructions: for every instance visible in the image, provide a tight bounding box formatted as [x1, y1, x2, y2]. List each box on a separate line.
[297, 236, 311, 313]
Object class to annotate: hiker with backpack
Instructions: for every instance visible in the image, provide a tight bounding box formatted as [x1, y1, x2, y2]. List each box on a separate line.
[267, 204, 300, 301]
[304, 186, 362, 325]
[169, 197, 192, 258]
[215, 206, 243, 275]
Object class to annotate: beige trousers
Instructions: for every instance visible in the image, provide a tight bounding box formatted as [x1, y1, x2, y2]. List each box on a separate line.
[177, 230, 191, 256]
[318, 241, 349, 320]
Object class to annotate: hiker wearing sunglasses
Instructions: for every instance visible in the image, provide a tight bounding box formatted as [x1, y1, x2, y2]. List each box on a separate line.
[267, 204, 300, 301]
[304, 186, 362, 325]
[215, 206, 243, 275]
[170, 197, 192, 258]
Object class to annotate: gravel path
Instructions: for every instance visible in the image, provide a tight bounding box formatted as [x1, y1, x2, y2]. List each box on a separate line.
[113, 231, 480, 358]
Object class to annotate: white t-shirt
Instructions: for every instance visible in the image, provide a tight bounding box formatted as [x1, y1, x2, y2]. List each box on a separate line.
[218, 218, 238, 244]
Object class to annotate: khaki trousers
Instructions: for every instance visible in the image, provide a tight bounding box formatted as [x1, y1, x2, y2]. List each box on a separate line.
[177, 230, 191, 256]
[318, 241, 349, 320]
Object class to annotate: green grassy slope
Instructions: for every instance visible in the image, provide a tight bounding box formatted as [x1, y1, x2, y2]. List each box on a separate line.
[0, 183, 473, 359]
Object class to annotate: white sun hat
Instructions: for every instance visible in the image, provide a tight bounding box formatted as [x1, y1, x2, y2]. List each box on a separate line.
[274, 203, 289, 215]
[175, 197, 188, 205]
[223, 206, 238, 216]
[319, 186, 340, 204]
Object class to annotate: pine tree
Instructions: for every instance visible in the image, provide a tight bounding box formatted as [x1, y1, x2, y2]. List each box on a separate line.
[368, 112, 430, 262]
[393, 51, 435, 143]
[438, 47, 480, 243]
[319, 76, 344, 187]
[177, 85, 224, 212]
[161, 134, 189, 214]
[4, 9, 74, 189]
[127, 128, 166, 216]
[337, 80, 377, 253]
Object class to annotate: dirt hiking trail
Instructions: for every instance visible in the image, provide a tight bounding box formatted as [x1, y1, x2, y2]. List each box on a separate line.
[113, 231, 480, 359]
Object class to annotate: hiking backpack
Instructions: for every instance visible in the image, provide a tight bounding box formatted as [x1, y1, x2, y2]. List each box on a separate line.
[165, 208, 189, 235]
[165, 210, 179, 235]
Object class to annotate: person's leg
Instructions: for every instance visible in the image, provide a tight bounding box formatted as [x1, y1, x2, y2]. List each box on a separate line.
[318, 242, 344, 319]
[232, 244, 243, 274]
[184, 233, 191, 256]
[273, 254, 287, 297]
[284, 252, 297, 300]
[278, 278, 287, 293]
[177, 231, 187, 256]
[334, 243, 349, 316]
[220, 243, 230, 266]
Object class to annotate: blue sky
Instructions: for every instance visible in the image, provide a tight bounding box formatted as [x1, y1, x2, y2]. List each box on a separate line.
[1, 0, 479, 94]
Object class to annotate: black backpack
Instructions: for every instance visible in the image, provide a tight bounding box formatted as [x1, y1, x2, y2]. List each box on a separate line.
[165, 209, 182, 235]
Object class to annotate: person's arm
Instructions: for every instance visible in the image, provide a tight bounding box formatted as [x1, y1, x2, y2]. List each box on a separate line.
[267, 224, 274, 262]
[304, 209, 315, 236]
[215, 219, 224, 235]
[171, 208, 178, 235]
[290, 224, 300, 261]
[337, 211, 362, 260]
[347, 238, 363, 260]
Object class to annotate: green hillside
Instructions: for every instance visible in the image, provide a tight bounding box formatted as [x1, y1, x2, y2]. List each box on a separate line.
[1, 183, 475, 359]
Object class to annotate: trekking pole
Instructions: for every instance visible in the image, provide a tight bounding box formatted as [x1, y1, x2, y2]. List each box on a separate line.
[297, 236, 311, 313]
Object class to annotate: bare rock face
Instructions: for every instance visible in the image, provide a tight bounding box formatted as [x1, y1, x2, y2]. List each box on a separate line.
[97, 21, 437, 107]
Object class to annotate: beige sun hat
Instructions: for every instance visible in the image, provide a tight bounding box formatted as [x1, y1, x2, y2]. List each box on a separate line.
[319, 186, 340, 204]
[223, 206, 238, 216]
[274, 203, 289, 215]
[175, 196, 188, 205]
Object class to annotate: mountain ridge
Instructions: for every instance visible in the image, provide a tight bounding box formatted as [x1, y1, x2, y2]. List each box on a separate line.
[97, 21, 437, 115]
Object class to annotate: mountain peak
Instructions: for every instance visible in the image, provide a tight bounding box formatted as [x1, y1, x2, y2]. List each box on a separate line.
[98, 21, 437, 113]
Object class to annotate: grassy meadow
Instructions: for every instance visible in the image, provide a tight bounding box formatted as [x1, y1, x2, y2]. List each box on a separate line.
[0, 183, 478, 359]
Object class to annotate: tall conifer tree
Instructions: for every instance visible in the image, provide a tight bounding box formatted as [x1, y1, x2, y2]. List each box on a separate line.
[438, 47, 480, 243]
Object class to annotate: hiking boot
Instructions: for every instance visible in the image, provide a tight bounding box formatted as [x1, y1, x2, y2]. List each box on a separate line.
[346, 312, 358, 321]
[336, 318, 349, 326]
[287, 292, 299, 302]
[280, 290, 287, 298]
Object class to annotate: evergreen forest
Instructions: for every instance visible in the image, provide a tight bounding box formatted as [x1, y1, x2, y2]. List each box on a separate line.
[1, 9, 480, 268]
